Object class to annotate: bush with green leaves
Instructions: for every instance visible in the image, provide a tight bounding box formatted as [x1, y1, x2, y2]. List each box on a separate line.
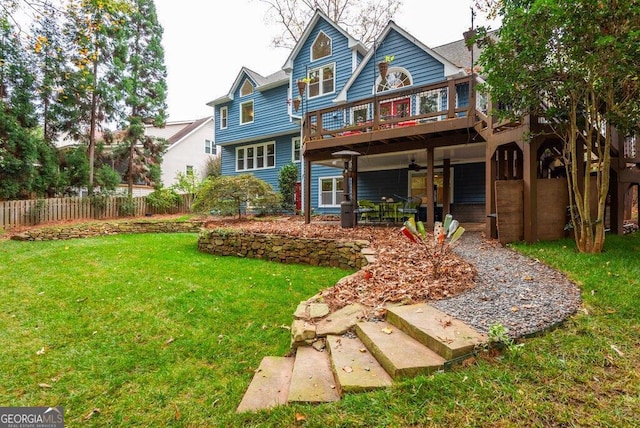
[193, 175, 280, 219]
[172, 171, 200, 194]
[278, 162, 298, 213]
[146, 187, 182, 213]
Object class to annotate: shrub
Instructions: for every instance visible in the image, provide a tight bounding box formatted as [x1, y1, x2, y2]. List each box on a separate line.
[146, 188, 182, 213]
[193, 175, 279, 219]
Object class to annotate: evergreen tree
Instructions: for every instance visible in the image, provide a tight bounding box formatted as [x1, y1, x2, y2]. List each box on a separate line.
[57, 0, 130, 194]
[116, 0, 167, 196]
[0, 17, 40, 199]
[31, 1, 68, 145]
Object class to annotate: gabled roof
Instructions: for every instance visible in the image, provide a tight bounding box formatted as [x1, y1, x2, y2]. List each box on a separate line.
[207, 67, 289, 107]
[334, 21, 466, 103]
[162, 116, 213, 152]
[281, 9, 367, 72]
[433, 29, 499, 71]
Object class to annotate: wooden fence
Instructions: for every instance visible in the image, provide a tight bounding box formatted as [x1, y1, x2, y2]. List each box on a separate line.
[0, 194, 193, 228]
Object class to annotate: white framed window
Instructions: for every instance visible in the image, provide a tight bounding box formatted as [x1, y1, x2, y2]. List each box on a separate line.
[240, 100, 254, 124]
[318, 176, 343, 207]
[205, 139, 213, 154]
[376, 67, 412, 93]
[311, 31, 332, 61]
[186, 165, 194, 176]
[240, 80, 253, 97]
[351, 105, 369, 125]
[236, 141, 275, 172]
[220, 107, 228, 129]
[308, 63, 335, 98]
[292, 137, 301, 162]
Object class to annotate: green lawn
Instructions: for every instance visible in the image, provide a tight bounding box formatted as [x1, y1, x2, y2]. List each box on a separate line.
[1, 232, 639, 427]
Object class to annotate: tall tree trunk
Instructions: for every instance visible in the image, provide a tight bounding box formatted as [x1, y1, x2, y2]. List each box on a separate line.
[128, 140, 134, 197]
[88, 56, 99, 196]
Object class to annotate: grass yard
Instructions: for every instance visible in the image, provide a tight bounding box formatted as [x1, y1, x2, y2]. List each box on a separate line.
[1, 231, 639, 427]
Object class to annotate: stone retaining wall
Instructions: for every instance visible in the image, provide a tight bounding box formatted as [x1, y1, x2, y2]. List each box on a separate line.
[11, 220, 204, 241]
[198, 229, 369, 269]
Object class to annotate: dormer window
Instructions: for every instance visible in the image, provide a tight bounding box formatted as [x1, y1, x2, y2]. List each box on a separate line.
[240, 80, 254, 97]
[311, 31, 332, 61]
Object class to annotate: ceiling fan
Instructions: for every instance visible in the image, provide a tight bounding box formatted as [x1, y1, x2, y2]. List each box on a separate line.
[408, 158, 424, 171]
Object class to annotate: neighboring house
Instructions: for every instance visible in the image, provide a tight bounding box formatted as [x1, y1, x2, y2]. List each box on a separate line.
[144, 117, 216, 187]
[208, 10, 640, 243]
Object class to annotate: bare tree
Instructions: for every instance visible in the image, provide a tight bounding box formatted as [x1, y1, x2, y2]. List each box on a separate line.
[256, 0, 403, 48]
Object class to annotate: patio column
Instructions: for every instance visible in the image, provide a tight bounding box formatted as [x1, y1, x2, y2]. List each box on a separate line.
[609, 175, 626, 235]
[304, 159, 312, 224]
[352, 156, 358, 226]
[523, 135, 540, 243]
[485, 145, 498, 239]
[443, 158, 451, 218]
[426, 146, 435, 230]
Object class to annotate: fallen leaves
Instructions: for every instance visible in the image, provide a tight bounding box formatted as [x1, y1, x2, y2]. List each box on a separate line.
[610, 344, 624, 357]
[381, 327, 393, 335]
[83, 408, 101, 421]
[342, 366, 353, 373]
[204, 219, 478, 312]
[36, 347, 46, 355]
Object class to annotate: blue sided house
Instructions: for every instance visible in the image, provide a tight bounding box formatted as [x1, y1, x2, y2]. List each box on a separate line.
[208, 10, 640, 243]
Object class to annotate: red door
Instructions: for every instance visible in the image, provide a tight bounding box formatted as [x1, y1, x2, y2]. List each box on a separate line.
[380, 97, 410, 120]
[295, 182, 302, 213]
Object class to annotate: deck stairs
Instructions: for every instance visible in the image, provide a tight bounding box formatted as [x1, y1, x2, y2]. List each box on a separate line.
[236, 303, 486, 413]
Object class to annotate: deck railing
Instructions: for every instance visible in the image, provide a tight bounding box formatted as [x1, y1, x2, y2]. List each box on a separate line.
[303, 76, 483, 141]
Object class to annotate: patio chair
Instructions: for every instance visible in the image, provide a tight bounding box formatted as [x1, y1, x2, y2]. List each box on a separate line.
[355, 200, 379, 222]
[382, 200, 403, 223]
[397, 196, 421, 222]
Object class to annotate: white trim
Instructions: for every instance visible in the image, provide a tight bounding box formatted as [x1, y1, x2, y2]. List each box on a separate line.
[240, 79, 254, 97]
[334, 21, 465, 103]
[205, 139, 214, 154]
[282, 10, 366, 71]
[318, 175, 344, 208]
[240, 100, 254, 125]
[292, 137, 301, 163]
[374, 67, 413, 94]
[308, 62, 336, 99]
[310, 31, 332, 62]
[235, 141, 276, 172]
[350, 104, 370, 125]
[162, 117, 214, 153]
[219, 106, 228, 129]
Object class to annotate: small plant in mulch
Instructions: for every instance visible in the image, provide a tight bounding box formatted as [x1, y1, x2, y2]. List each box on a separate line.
[399, 214, 466, 278]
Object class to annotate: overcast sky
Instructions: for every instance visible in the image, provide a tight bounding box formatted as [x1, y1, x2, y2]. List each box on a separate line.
[154, 0, 499, 122]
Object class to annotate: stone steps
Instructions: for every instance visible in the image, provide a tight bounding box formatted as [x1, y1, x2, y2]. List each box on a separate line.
[326, 335, 393, 393]
[287, 346, 341, 404]
[386, 304, 486, 360]
[236, 303, 486, 413]
[356, 321, 446, 378]
[236, 357, 294, 413]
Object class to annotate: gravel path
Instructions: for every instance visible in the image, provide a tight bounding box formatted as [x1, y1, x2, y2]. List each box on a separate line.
[431, 232, 582, 339]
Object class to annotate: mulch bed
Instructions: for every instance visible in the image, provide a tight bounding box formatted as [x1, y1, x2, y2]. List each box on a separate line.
[204, 215, 477, 311]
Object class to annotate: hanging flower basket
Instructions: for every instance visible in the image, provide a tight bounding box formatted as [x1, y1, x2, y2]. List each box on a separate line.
[378, 61, 389, 79]
[297, 79, 308, 96]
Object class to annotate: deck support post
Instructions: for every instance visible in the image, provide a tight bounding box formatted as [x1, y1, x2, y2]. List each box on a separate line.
[523, 135, 540, 243]
[426, 146, 435, 230]
[443, 158, 451, 218]
[304, 159, 312, 224]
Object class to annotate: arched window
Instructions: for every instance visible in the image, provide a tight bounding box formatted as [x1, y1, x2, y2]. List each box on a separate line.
[376, 68, 412, 93]
[311, 31, 332, 61]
